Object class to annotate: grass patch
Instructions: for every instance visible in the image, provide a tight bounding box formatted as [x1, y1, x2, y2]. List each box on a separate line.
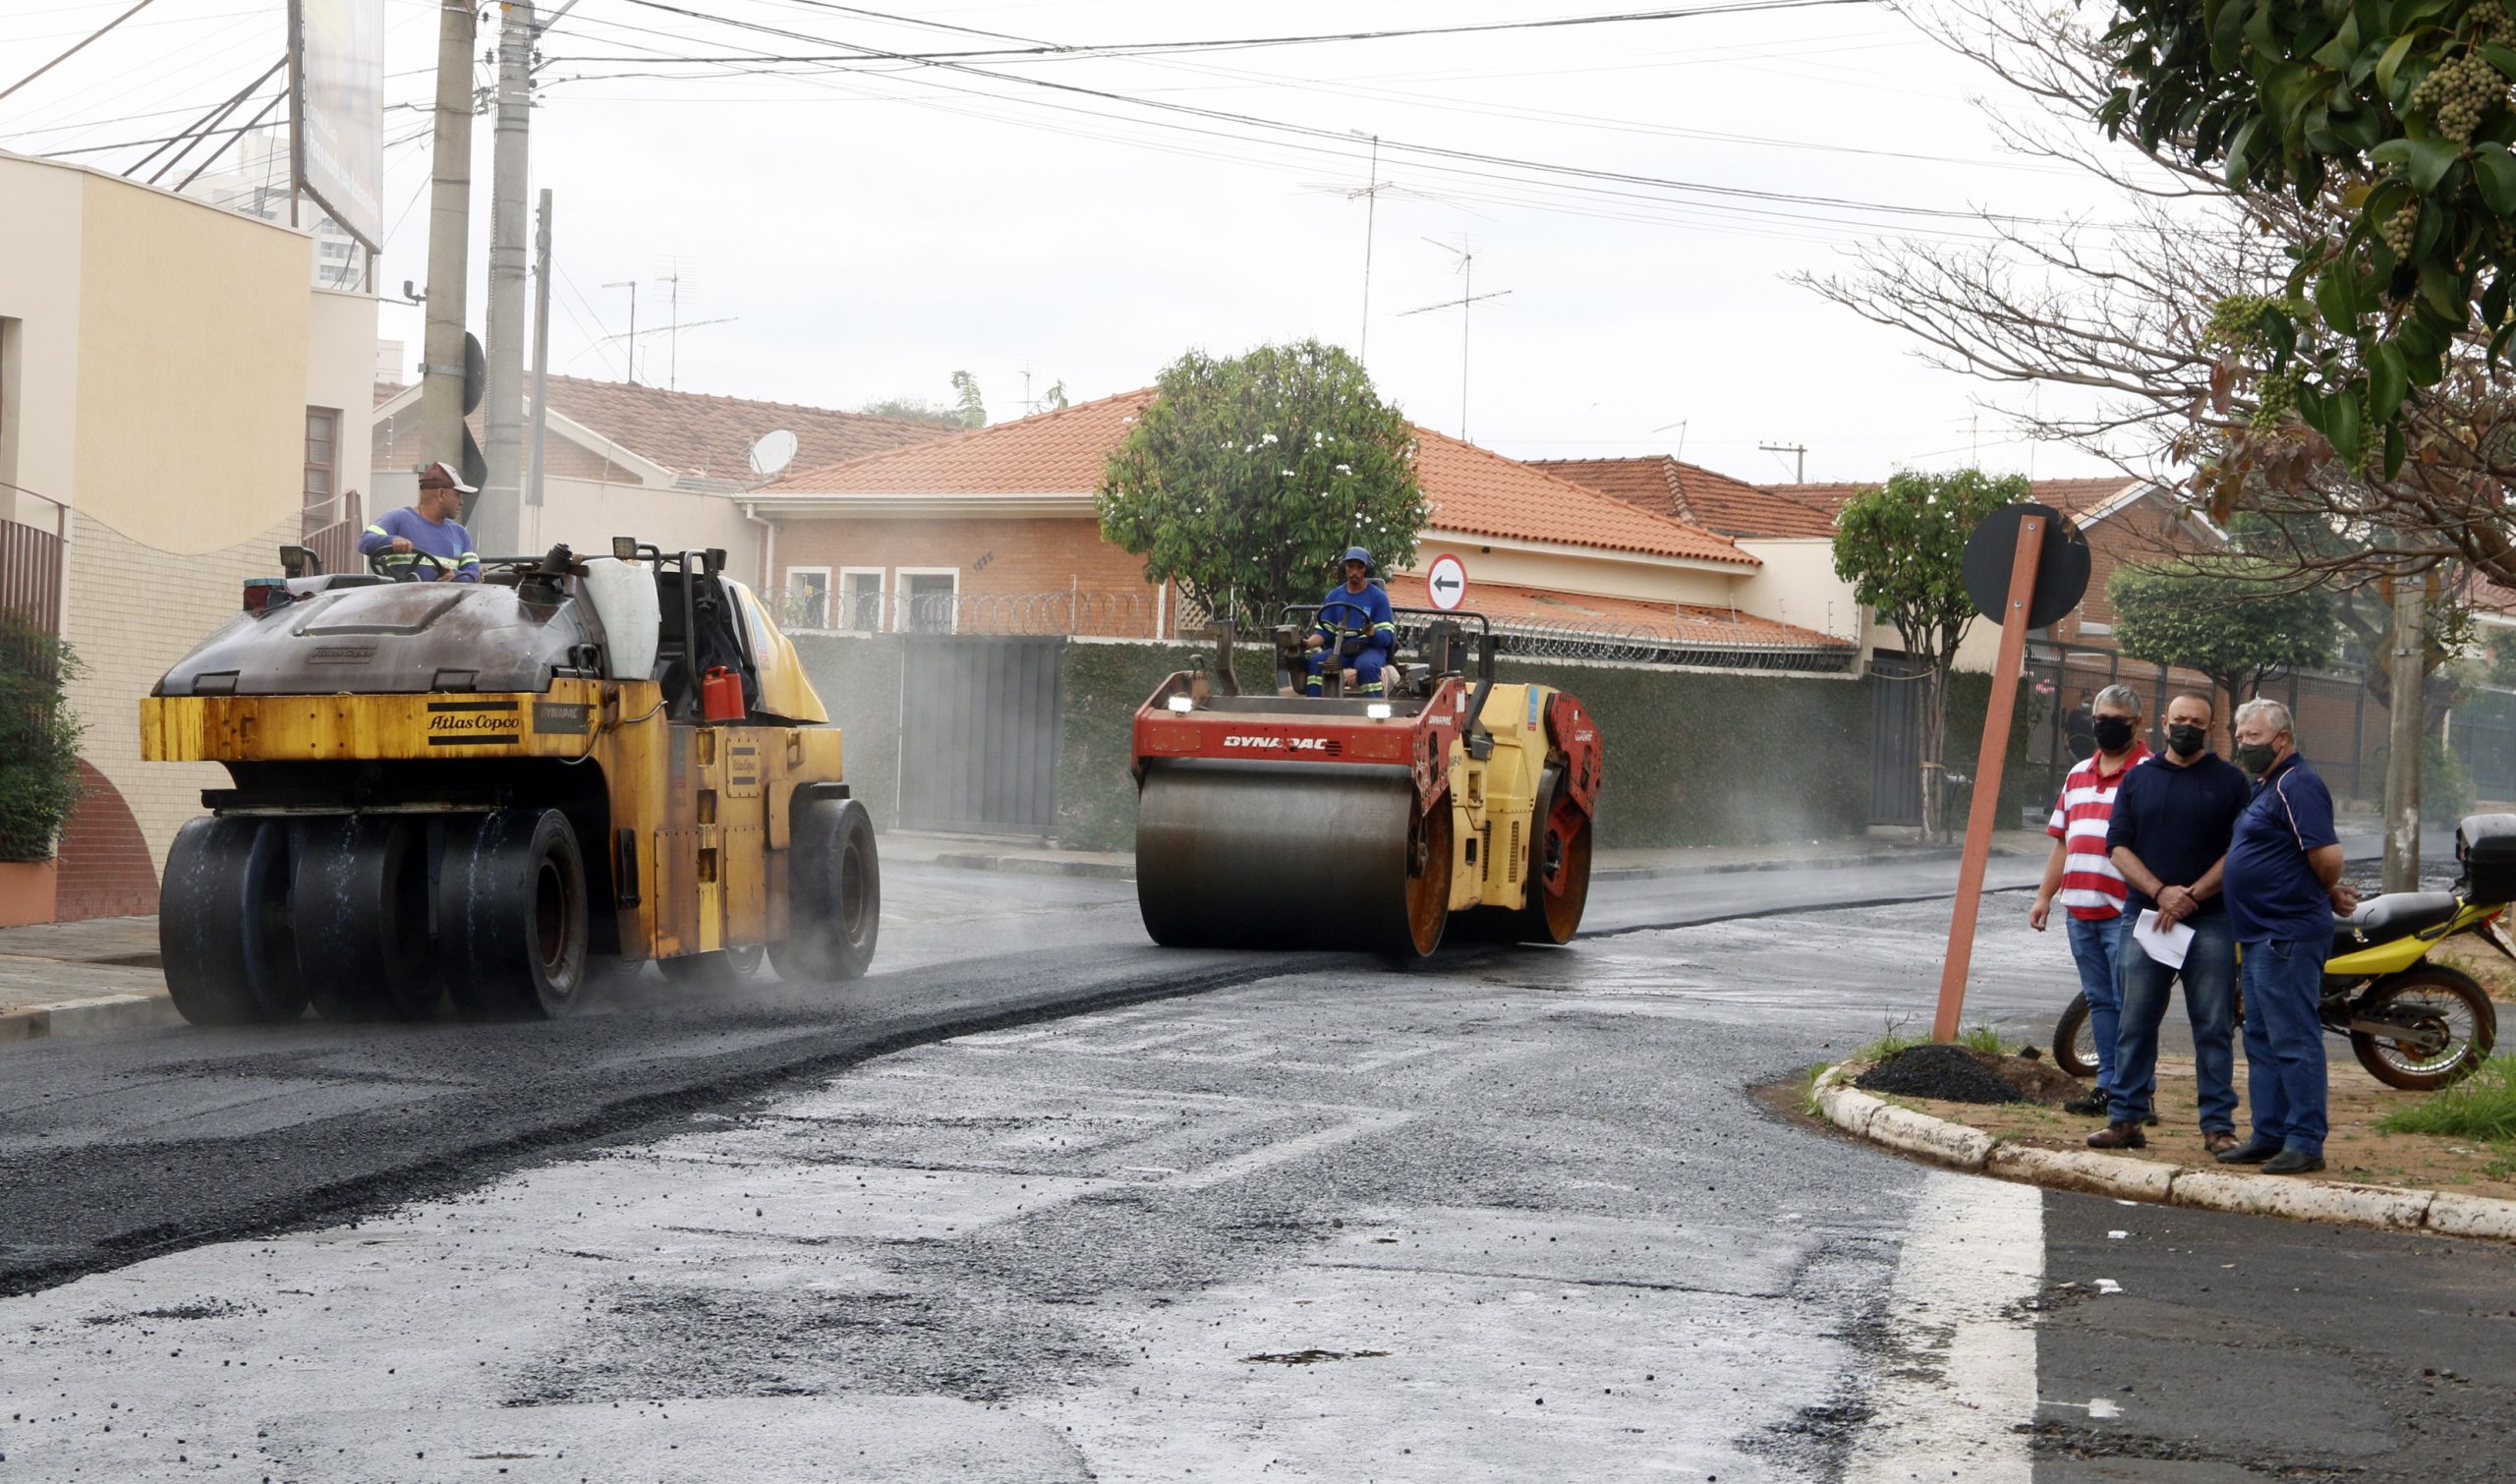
[2373, 1056, 2516, 1142]
[1851, 1018, 2005, 1065]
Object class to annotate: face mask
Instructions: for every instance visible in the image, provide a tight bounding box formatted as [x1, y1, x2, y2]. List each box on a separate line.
[2235, 741, 2278, 776]
[2167, 723, 2207, 757]
[2092, 716, 2137, 754]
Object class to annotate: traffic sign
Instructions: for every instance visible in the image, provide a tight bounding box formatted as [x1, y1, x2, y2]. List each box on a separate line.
[1425, 552, 1469, 611]
[1963, 502, 2089, 628]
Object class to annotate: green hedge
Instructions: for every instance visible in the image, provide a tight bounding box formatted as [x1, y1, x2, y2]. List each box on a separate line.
[1944, 671, 2035, 828]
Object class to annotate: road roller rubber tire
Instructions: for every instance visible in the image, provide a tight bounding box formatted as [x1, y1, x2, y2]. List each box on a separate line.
[441, 808, 591, 1019]
[161, 817, 307, 1025]
[293, 815, 443, 1022]
[1502, 768, 1593, 945]
[1136, 761, 1450, 960]
[658, 944, 763, 989]
[770, 799, 880, 983]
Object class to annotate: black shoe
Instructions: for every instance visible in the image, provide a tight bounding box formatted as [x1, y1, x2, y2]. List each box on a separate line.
[2260, 1149, 2326, 1175]
[2062, 1093, 2107, 1115]
[2214, 1139, 2280, 1165]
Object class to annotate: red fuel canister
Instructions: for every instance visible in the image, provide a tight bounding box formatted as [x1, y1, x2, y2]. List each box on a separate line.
[701, 665, 745, 721]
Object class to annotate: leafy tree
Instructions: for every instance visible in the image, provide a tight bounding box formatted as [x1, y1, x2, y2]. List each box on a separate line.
[1832, 470, 2024, 837]
[0, 618, 86, 863]
[1041, 379, 1069, 412]
[2102, 2, 2516, 480]
[949, 370, 986, 429]
[1097, 338, 1427, 635]
[2109, 559, 2337, 719]
[855, 396, 964, 428]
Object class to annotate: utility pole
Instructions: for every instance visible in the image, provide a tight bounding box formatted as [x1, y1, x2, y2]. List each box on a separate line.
[479, 0, 535, 557]
[2383, 573, 2428, 892]
[418, 0, 479, 485]
[604, 280, 638, 383]
[528, 188, 552, 520]
[1760, 441, 1809, 483]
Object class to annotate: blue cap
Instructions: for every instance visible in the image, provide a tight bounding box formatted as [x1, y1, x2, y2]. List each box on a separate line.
[1341, 546, 1373, 569]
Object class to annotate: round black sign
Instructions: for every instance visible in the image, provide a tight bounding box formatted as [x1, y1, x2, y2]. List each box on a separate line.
[1963, 502, 2090, 629]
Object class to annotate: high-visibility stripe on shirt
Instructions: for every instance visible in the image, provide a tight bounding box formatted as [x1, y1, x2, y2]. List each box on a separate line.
[2046, 742, 2150, 921]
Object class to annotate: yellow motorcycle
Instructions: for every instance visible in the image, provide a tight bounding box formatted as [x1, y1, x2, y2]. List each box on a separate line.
[2053, 815, 2511, 1092]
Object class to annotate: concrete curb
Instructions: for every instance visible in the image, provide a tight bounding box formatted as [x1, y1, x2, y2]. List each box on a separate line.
[1809, 1061, 2516, 1244]
[927, 852, 1137, 882]
[0, 992, 183, 1045]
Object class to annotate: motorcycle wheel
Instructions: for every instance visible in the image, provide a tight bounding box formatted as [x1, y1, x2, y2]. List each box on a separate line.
[2052, 993, 2098, 1079]
[2348, 967, 2497, 1090]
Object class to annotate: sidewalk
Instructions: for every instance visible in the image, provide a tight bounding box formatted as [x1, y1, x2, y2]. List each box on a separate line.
[0, 916, 182, 1043]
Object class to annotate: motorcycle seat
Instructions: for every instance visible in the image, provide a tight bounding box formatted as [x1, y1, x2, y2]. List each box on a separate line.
[2332, 891, 2461, 957]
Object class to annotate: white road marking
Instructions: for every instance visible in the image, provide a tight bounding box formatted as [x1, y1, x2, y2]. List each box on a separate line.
[1846, 1171, 2044, 1484]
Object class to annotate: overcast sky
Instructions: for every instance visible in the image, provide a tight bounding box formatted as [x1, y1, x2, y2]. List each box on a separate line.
[3, 0, 2153, 485]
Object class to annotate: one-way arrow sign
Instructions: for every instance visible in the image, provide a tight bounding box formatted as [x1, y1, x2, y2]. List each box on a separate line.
[1425, 552, 1469, 611]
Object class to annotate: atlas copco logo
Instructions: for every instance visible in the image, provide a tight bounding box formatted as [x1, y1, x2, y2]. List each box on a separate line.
[1224, 734, 1335, 751]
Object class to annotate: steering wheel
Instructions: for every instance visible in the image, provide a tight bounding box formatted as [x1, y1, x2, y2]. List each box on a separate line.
[1315, 598, 1377, 656]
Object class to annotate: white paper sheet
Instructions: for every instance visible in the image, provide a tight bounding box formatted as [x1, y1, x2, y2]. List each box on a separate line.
[2132, 908, 2194, 969]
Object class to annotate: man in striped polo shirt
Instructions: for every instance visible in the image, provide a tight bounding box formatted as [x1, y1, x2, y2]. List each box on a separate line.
[2030, 684, 2150, 1116]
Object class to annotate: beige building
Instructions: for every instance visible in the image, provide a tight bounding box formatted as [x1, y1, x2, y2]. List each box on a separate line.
[0, 149, 374, 916]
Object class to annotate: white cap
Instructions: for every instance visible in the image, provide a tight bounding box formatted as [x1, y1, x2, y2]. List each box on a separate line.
[423, 459, 478, 494]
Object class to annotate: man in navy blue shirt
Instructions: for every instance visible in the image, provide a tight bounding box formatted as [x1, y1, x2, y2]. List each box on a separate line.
[2092, 693, 2253, 1155]
[2217, 698, 2358, 1174]
[1303, 547, 1397, 698]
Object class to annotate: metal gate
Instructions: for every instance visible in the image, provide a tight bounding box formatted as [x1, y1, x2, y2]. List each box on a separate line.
[1869, 651, 1924, 827]
[896, 635, 1066, 836]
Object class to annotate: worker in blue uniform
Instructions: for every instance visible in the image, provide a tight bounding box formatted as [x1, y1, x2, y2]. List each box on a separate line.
[359, 460, 482, 582]
[1304, 546, 1397, 698]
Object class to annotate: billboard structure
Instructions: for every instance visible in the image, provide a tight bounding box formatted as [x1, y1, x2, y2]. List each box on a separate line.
[288, 0, 384, 253]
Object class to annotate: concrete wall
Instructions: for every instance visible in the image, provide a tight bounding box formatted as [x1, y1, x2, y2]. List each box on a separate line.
[1733, 537, 1862, 647]
[1426, 536, 1741, 608]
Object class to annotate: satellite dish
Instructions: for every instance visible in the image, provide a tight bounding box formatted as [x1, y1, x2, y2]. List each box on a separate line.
[748, 428, 798, 478]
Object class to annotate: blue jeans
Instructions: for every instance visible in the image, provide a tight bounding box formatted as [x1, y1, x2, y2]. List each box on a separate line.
[2109, 911, 2239, 1133]
[2066, 914, 2126, 1098]
[2240, 936, 2332, 1157]
[1305, 645, 1389, 696]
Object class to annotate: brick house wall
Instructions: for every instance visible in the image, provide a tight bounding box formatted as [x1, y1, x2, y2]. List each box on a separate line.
[53, 759, 158, 921]
[771, 515, 1171, 635]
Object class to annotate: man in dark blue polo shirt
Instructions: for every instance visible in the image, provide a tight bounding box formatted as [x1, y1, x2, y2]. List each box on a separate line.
[2092, 693, 2252, 1154]
[2217, 698, 2357, 1174]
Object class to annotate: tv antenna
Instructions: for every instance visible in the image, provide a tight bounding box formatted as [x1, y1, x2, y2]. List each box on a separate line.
[1653, 419, 1689, 465]
[1401, 236, 1512, 442]
[657, 257, 695, 390]
[1759, 441, 1808, 483]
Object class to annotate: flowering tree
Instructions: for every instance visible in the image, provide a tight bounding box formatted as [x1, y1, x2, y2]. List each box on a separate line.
[1097, 339, 1428, 629]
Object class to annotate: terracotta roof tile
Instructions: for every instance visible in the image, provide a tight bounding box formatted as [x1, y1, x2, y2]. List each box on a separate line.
[1530, 455, 1839, 538]
[765, 389, 1155, 493]
[1383, 574, 1850, 651]
[533, 374, 951, 484]
[766, 390, 1757, 566]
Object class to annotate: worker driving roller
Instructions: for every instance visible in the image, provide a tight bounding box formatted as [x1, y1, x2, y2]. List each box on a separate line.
[358, 460, 482, 583]
[1302, 546, 1398, 698]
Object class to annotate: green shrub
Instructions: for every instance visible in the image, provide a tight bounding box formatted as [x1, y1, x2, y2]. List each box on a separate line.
[0, 618, 86, 863]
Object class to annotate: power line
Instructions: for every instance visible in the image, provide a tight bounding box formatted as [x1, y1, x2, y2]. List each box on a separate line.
[548, 1, 1873, 68]
[0, 0, 159, 106]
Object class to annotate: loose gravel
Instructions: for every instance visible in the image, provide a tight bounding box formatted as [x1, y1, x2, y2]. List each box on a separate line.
[1855, 1045, 2025, 1106]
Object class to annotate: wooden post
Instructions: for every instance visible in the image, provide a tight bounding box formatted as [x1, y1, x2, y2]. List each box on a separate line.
[1932, 514, 2045, 1042]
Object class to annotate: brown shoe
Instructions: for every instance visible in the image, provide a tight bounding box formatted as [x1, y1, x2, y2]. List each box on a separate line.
[2087, 1121, 2147, 1150]
[2202, 1131, 2240, 1157]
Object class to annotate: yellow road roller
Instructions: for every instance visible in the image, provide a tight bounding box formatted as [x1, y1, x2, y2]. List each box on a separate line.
[140, 541, 878, 1023]
[1129, 607, 1603, 959]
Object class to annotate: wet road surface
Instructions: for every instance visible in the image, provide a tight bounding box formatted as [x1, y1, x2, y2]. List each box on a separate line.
[3, 855, 2510, 1481]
